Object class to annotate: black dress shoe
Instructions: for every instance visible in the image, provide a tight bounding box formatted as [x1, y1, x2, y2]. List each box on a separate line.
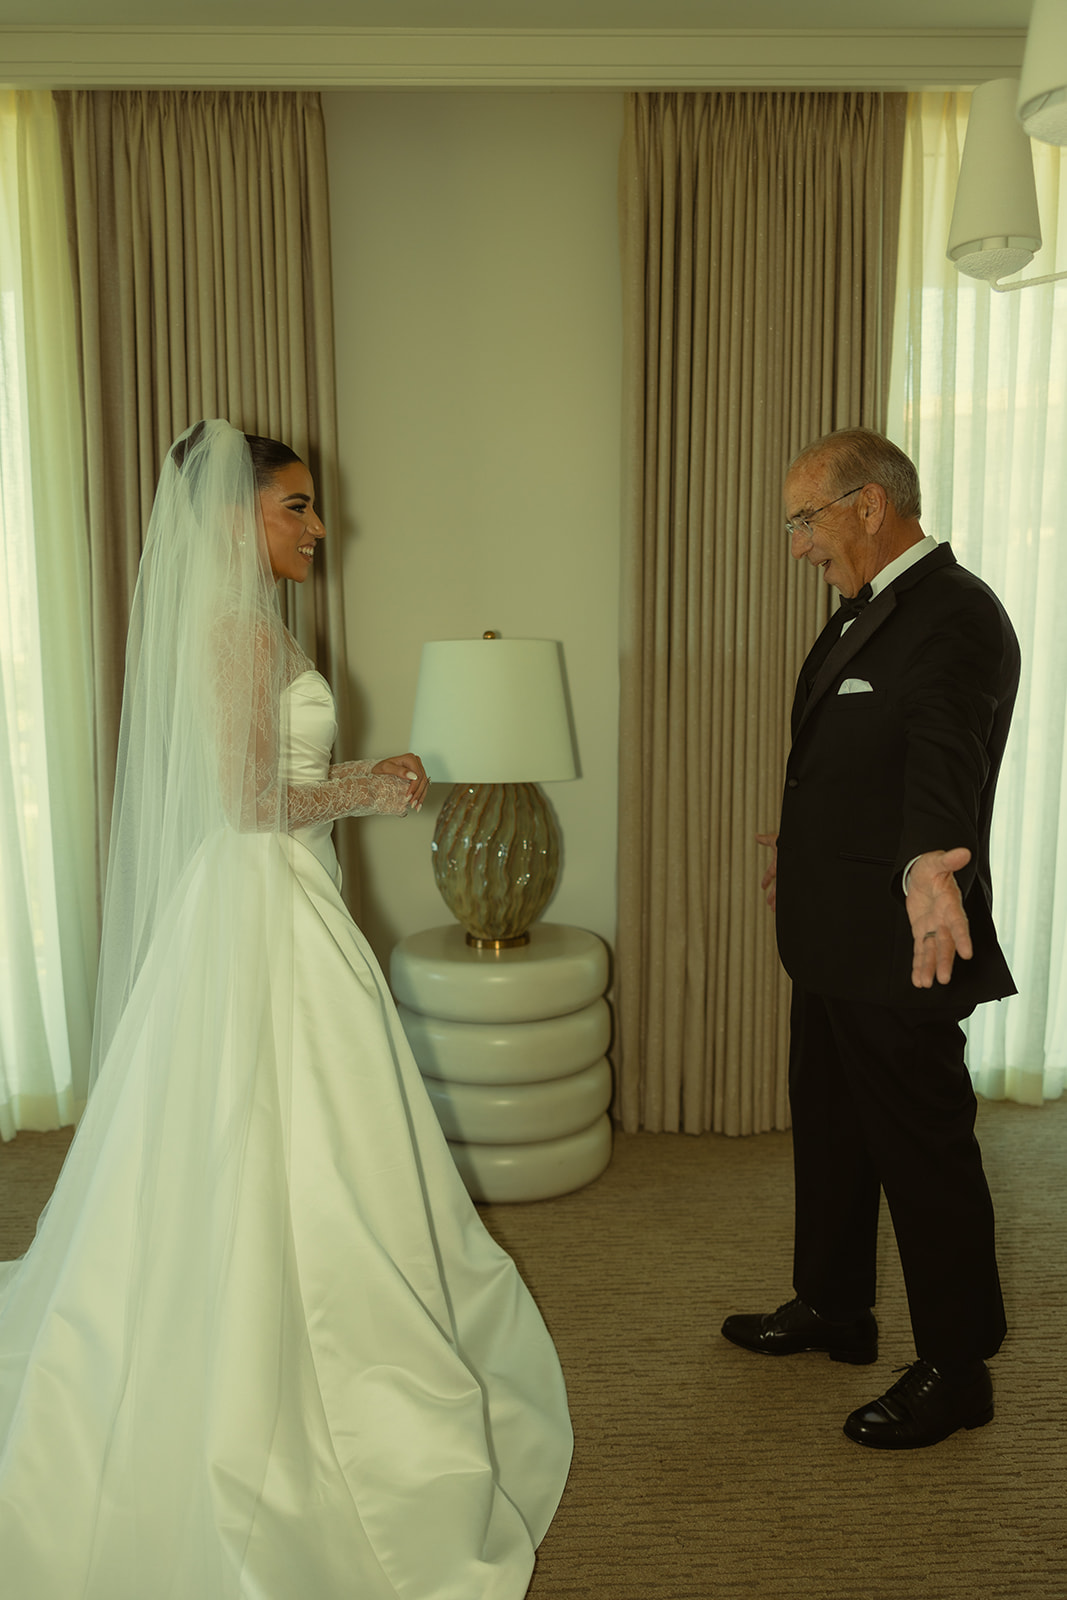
[843, 1359, 994, 1449]
[720, 1296, 878, 1364]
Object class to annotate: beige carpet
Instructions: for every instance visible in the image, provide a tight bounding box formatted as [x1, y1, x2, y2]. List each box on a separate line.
[2, 1098, 1064, 1599]
[480, 1098, 1067, 1600]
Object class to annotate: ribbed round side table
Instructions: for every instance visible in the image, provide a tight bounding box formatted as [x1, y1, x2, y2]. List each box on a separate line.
[390, 923, 613, 1203]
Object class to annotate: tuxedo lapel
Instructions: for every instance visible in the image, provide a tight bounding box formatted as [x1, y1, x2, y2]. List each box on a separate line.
[795, 588, 897, 737]
[792, 543, 959, 741]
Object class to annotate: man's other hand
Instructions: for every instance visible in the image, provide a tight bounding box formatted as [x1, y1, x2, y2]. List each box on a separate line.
[906, 847, 973, 988]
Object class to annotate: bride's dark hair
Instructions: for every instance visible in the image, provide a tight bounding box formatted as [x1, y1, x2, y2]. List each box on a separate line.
[243, 432, 302, 489]
[169, 419, 207, 472]
[170, 423, 300, 491]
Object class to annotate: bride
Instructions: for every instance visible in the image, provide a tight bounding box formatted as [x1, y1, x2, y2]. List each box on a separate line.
[0, 419, 572, 1599]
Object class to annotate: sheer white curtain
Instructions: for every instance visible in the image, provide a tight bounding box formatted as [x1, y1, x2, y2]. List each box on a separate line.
[0, 91, 96, 1136]
[889, 91, 1067, 1105]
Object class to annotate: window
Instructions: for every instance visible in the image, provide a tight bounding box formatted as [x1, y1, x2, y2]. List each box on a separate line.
[0, 91, 96, 1134]
[889, 91, 1067, 1104]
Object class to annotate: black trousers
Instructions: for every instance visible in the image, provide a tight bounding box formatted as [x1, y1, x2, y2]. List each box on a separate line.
[788, 987, 1006, 1364]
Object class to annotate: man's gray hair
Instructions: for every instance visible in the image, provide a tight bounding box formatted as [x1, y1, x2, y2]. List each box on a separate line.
[791, 428, 922, 521]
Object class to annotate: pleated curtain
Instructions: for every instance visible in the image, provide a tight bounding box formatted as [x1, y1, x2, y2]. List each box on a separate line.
[51, 91, 352, 892]
[616, 91, 906, 1134]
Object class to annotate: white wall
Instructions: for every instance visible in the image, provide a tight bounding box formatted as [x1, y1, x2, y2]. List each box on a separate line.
[324, 91, 624, 964]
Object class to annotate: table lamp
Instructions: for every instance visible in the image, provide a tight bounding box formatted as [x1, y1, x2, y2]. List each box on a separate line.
[408, 634, 577, 948]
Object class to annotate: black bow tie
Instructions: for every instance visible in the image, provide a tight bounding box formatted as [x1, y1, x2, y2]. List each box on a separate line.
[837, 583, 873, 622]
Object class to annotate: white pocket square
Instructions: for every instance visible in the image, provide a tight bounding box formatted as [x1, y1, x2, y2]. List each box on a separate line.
[838, 678, 874, 695]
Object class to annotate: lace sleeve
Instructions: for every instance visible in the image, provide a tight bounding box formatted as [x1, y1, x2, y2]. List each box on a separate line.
[214, 623, 410, 830]
[330, 758, 374, 778]
[286, 762, 411, 826]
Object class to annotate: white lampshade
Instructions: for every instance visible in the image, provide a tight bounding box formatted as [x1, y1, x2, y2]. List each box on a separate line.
[1018, 0, 1067, 146]
[409, 637, 577, 784]
[947, 77, 1042, 282]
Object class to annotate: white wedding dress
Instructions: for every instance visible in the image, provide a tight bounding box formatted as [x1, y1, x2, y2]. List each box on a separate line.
[0, 668, 572, 1600]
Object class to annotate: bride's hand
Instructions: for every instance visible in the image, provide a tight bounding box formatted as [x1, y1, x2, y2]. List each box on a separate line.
[371, 754, 429, 811]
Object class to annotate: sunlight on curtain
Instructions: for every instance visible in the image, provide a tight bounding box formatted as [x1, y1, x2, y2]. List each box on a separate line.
[889, 92, 1067, 1106]
[0, 91, 96, 1137]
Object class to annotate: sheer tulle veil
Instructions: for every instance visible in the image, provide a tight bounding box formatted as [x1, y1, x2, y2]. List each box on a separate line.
[92, 418, 287, 1086]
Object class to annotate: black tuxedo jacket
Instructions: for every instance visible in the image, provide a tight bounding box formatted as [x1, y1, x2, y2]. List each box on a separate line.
[775, 543, 1020, 1016]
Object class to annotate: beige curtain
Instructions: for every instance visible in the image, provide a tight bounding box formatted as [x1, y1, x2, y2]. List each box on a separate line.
[51, 90, 352, 893]
[617, 91, 906, 1135]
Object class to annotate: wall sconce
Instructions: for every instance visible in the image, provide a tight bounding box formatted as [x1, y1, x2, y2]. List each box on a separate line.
[1018, 0, 1067, 145]
[408, 633, 577, 948]
[947, 77, 1067, 293]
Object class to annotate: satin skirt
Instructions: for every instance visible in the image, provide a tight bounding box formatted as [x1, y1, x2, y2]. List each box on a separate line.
[0, 829, 571, 1599]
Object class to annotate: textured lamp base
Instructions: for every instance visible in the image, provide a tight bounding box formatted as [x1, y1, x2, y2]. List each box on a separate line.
[431, 782, 559, 946]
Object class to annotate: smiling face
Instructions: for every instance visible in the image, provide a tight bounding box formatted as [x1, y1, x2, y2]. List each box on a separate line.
[784, 457, 875, 600]
[258, 460, 325, 584]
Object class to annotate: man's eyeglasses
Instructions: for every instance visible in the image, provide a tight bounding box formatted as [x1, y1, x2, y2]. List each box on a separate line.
[785, 486, 864, 542]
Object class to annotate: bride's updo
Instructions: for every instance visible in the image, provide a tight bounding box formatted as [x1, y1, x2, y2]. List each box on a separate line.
[244, 432, 302, 490]
[169, 423, 301, 493]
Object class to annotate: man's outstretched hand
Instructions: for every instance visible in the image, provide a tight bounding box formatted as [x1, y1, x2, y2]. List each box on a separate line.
[906, 847, 973, 988]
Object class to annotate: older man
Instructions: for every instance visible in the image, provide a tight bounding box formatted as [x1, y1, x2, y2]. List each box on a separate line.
[722, 428, 1019, 1449]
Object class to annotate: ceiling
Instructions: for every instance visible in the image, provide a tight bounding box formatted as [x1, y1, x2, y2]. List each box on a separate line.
[0, 0, 1036, 27]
